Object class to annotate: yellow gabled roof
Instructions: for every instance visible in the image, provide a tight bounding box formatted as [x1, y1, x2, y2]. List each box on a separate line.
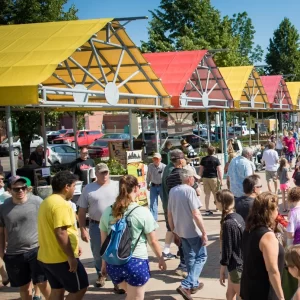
[219, 66, 253, 100]
[286, 82, 300, 106]
[219, 66, 267, 109]
[0, 19, 170, 107]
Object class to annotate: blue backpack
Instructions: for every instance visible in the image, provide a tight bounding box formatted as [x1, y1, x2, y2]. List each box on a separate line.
[100, 206, 143, 265]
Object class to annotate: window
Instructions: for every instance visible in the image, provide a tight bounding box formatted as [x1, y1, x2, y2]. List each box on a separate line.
[78, 131, 85, 138]
[52, 146, 66, 153]
[62, 146, 76, 153]
[87, 130, 101, 135]
[33, 135, 40, 140]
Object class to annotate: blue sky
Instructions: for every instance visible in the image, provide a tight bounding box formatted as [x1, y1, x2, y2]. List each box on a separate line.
[69, 0, 300, 55]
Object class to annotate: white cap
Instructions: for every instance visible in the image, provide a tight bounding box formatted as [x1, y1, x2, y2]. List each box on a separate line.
[153, 153, 162, 159]
[183, 165, 200, 179]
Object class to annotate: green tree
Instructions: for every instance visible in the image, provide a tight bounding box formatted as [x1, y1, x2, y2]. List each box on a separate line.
[266, 18, 300, 80]
[0, 0, 79, 161]
[141, 0, 263, 66]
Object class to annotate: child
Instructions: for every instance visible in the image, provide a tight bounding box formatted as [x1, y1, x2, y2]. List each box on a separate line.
[277, 158, 290, 212]
[287, 187, 300, 246]
[215, 189, 245, 300]
[285, 245, 300, 299]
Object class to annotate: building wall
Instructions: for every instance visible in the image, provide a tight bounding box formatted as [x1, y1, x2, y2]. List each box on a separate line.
[84, 112, 104, 131]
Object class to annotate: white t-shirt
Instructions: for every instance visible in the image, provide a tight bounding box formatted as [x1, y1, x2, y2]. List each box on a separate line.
[77, 180, 119, 221]
[168, 184, 203, 239]
[262, 149, 279, 171]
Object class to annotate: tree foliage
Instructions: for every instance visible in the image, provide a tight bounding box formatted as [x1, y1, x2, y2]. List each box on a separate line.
[266, 17, 300, 81]
[1, 0, 78, 161]
[140, 0, 263, 66]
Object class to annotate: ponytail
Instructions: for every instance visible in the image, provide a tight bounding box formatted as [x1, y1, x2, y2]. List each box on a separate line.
[112, 175, 139, 220]
[216, 190, 235, 245]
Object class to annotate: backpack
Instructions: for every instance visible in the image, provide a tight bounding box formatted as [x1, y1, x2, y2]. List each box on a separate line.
[100, 206, 143, 265]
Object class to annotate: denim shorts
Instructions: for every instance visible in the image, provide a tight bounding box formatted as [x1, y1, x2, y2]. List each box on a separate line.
[4, 247, 47, 287]
[107, 257, 150, 287]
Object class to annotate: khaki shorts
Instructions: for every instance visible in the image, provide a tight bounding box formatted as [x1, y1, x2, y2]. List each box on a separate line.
[202, 178, 219, 197]
[229, 269, 242, 284]
[266, 170, 277, 182]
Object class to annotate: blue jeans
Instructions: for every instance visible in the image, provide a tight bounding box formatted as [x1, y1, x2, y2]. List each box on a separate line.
[149, 185, 162, 221]
[89, 221, 102, 275]
[181, 236, 207, 289]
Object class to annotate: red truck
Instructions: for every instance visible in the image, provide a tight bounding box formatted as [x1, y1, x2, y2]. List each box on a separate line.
[52, 130, 103, 147]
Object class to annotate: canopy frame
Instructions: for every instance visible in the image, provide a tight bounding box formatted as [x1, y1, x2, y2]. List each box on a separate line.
[179, 54, 233, 109]
[239, 69, 267, 110]
[39, 21, 167, 109]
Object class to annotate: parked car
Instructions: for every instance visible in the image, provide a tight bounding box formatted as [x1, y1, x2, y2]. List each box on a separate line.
[135, 131, 168, 154]
[88, 138, 131, 159]
[230, 125, 255, 137]
[0, 135, 43, 156]
[53, 130, 103, 147]
[58, 129, 73, 136]
[47, 131, 61, 144]
[18, 144, 77, 168]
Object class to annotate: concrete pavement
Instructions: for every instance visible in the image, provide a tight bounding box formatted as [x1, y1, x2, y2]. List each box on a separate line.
[0, 168, 294, 299]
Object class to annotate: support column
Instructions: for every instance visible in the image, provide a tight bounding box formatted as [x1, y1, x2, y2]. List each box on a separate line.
[41, 109, 48, 166]
[154, 109, 159, 152]
[129, 109, 133, 150]
[219, 112, 223, 154]
[222, 109, 228, 163]
[276, 112, 278, 138]
[248, 110, 252, 146]
[197, 112, 201, 149]
[6, 106, 16, 176]
[205, 109, 210, 145]
[72, 112, 78, 155]
[158, 110, 162, 145]
[256, 111, 260, 146]
[140, 112, 146, 155]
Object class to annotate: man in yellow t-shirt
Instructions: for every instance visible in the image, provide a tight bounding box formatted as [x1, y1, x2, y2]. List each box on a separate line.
[38, 171, 88, 300]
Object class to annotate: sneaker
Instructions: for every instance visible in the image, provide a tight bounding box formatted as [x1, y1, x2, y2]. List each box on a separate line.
[113, 284, 126, 294]
[162, 252, 177, 260]
[175, 268, 188, 278]
[191, 282, 204, 294]
[95, 274, 106, 287]
[33, 297, 42, 300]
[204, 210, 213, 216]
[176, 286, 193, 300]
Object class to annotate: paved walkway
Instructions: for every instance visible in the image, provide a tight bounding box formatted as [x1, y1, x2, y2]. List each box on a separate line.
[0, 168, 293, 299]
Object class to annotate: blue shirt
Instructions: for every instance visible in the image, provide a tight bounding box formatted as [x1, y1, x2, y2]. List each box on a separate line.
[227, 156, 253, 197]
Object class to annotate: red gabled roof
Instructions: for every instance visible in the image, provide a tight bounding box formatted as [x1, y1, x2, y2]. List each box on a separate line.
[143, 50, 207, 97]
[260, 75, 282, 104]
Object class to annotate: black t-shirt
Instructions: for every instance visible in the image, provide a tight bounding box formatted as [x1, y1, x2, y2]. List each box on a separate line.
[235, 196, 255, 221]
[71, 158, 95, 184]
[29, 151, 43, 167]
[200, 155, 221, 178]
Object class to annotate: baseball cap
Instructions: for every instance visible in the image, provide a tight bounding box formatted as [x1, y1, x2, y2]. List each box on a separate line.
[8, 175, 29, 187]
[170, 150, 185, 160]
[183, 165, 200, 179]
[152, 153, 161, 159]
[95, 163, 109, 173]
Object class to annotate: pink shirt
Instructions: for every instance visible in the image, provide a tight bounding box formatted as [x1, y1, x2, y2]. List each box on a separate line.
[284, 137, 296, 152]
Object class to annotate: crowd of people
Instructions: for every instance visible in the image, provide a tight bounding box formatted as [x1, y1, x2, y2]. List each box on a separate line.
[2, 128, 300, 299]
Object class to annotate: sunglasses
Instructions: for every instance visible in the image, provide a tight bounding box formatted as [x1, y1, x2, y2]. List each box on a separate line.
[12, 186, 27, 192]
[81, 152, 88, 155]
